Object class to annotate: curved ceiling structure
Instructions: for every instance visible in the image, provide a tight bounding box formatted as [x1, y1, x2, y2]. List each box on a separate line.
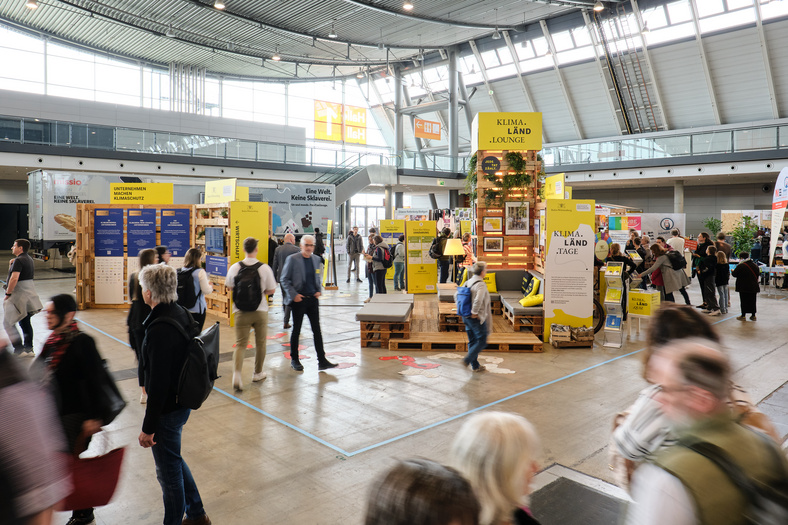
[0, 0, 615, 80]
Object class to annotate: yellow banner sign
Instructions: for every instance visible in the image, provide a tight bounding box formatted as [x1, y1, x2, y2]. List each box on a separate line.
[472, 112, 542, 151]
[205, 179, 237, 204]
[406, 220, 438, 294]
[344, 105, 367, 127]
[314, 100, 367, 144]
[544, 173, 566, 200]
[415, 118, 441, 140]
[110, 183, 173, 204]
[344, 125, 367, 144]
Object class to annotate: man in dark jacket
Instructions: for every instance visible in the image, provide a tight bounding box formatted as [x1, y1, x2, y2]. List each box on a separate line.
[272, 233, 300, 329]
[138, 264, 211, 525]
[345, 226, 364, 283]
[697, 245, 720, 316]
[732, 251, 760, 321]
[436, 227, 452, 284]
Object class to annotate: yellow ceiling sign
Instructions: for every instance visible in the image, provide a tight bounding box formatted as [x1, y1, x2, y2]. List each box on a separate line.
[314, 100, 367, 144]
[472, 112, 542, 151]
[110, 183, 173, 204]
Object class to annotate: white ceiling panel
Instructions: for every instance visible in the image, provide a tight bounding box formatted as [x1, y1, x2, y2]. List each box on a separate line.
[561, 61, 620, 139]
[523, 69, 578, 142]
[763, 19, 788, 118]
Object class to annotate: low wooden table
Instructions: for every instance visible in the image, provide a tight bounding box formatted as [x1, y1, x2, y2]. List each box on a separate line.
[438, 302, 465, 332]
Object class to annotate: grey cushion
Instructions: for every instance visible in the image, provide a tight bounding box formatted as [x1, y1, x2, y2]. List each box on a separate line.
[370, 294, 414, 304]
[356, 303, 412, 322]
[492, 269, 529, 291]
[438, 288, 456, 302]
[489, 292, 501, 303]
[501, 296, 543, 316]
[499, 291, 524, 301]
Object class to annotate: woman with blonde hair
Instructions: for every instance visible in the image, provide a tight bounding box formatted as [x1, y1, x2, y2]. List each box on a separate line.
[449, 412, 542, 525]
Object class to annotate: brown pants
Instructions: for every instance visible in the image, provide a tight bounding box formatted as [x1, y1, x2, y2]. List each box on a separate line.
[233, 310, 268, 375]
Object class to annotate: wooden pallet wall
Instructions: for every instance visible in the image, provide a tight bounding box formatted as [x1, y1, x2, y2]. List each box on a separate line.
[475, 149, 540, 270]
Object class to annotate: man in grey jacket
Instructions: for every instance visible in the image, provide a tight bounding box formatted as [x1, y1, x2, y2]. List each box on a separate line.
[454, 262, 491, 372]
[280, 235, 337, 372]
[272, 233, 300, 329]
[346, 226, 364, 283]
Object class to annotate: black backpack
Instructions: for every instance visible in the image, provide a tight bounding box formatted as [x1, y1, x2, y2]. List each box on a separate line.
[378, 246, 393, 269]
[150, 315, 220, 410]
[667, 250, 687, 271]
[176, 268, 200, 309]
[389, 243, 398, 261]
[429, 236, 444, 259]
[233, 261, 263, 311]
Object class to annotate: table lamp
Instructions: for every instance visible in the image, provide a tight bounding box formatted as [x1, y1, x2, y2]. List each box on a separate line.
[443, 238, 466, 284]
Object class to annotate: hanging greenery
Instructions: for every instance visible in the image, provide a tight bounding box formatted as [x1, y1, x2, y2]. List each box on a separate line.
[464, 153, 478, 203]
[466, 151, 540, 207]
[536, 153, 546, 201]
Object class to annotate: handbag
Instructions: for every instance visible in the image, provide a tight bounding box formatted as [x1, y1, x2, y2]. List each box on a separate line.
[95, 358, 126, 425]
[58, 446, 126, 511]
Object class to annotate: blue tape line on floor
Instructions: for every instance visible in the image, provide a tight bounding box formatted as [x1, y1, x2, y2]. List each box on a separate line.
[77, 319, 132, 347]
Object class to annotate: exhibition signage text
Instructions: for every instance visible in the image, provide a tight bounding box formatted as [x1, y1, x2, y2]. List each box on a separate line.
[472, 112, 543, 151]
[110, 183, 173, 204]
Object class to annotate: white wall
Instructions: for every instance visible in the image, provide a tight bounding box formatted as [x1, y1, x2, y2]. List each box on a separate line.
[0, 89, 306, 146]
[0, 180, 27, 204]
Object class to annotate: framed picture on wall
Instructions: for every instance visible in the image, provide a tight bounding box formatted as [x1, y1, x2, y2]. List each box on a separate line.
[482, 216, 503, 232]
[505, 202, 530, 235]
[483, 237, 503, 252]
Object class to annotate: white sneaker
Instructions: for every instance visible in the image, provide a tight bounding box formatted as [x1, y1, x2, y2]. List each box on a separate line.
[252, 371, 267, 382]
[140, 392, 147, 404]
[707, 310, 721, 316]
[232, 372, 243, 391]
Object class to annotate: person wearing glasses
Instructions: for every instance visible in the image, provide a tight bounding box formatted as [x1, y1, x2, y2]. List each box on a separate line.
[280, 235, 337, 372]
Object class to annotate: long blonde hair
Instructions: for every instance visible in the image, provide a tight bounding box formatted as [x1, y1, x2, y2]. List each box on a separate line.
[448, 412, 541, 525]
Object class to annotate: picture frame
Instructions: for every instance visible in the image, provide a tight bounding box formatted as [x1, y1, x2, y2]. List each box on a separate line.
[505, 202, 530, 235]
[482, 216, 503, 232]
[483, 237, 503, 252]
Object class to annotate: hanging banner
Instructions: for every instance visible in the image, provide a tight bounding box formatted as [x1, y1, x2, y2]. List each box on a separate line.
[544, 173, 565, 200]
[94, 209, 124, 257]
[406, 220, 437, 294]
[471, 112, 543, 151]
[380, 219, 405, 280]
[160, 209, 191, 263]
[544, 200, 595, 342]
[314, 101, 367, 144]
[110, 183, 173, 204]
[395, 208, 431, 221]
[205, 179, 238, 204]
[770, 167, 788, 266]
[415, 118, 442, 140]
[249, 183, 334, 235]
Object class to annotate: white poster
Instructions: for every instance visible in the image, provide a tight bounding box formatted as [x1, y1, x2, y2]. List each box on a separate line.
[639, 213, 686, 241]
[395, 208, 431, 221]
[249, 183, 335, 235]
[94, 257, 125, 304]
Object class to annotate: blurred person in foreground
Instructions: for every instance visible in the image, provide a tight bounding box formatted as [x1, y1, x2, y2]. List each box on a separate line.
[625, 339, 788, 525]
[0, 333, 71, 525]
[30, 294, 108, 525]
[449, 412, 543, 525]
[364, 458, 480, 525]
[127, 248, 157, 404]
[137, 264, 211, 525]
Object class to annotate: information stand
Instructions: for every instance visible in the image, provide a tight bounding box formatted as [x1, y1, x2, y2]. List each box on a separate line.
[603, 262, 625, 348]
[405, 221, 437, 294]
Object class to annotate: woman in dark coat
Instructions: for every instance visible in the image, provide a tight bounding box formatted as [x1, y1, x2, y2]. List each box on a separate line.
[127, 248, 157, 404]
[732, 251, 760, 321]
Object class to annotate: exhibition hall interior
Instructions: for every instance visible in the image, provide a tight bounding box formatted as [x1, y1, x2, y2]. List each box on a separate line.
[1, 0, 788, 524]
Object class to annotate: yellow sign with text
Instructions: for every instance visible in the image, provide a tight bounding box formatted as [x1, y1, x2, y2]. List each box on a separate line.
[314, 101, 367, 144]
[205, 179, 237, 204]
[472, 112, 542, 151]
[406, 220, 438, 294]
[545, 173, 566, 200]
[110, 183, 173, 204]
[460, 220, 473, 237]
[229, 201, 270, 325]
[628, 290, 661, 317]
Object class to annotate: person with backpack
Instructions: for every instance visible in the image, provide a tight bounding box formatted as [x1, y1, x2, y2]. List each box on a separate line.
[393, 234, 406, 291]
[128, 248, 157, 404]
[732, 251, 760, 321]
[431, 227, 452, 284]
[371, 235, 390, 294]
[364, 234, 377, 303]
[225, 237, 277, 391]
[137, 263, 212, 525]
[454, 262, 491, 373]
[280, 235, 337, 372]
[177, 248, 213, 331]
[636, 244, 691, 303]
[625, 339, 788, 525]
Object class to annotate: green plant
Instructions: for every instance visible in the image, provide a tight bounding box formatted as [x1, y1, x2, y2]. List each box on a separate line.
[536, 153, 546, 201]
[464, 153, 478, 203]
[702, 217, 722, 236]
[220, 209, 228, 218]
[730, 216, 758, 256]
[200, 209, 210, 218]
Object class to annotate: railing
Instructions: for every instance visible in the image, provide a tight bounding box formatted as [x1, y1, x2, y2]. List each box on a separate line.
[399, 152, 470, 173]
[542, 121, 788, 167]
[0, 115, 402, 171]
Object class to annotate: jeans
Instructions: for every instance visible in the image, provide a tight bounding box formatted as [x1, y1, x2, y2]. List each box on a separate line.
[233, 310, 268, 374]
[347, 253, 360, 281]
[716, 285, 729, 314]
[393, 262, 405, 290]
[280, 283, 292, 324]
[462, 317, 488, 370]
[701, 277, 719, 311]
[151, 408, 205, 525]
[439, 259, 450, 284]
[290, 296, 326, 362]
[374, 269, 387, 294]
[367, 271, 375, 299]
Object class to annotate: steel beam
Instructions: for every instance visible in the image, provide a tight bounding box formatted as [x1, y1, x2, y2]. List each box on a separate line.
[689, 0, 721, 125]
[468, 40, 502, 112]
[540, 20, 583, 139]
[502, 30, 548, 144]
[754, 0, 780, 119]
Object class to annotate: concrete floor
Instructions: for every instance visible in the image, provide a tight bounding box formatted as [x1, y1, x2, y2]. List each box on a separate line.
[4, 254, 787, 525]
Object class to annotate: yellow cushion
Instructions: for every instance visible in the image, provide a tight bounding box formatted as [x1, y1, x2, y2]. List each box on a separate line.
[483, 272, 497, 293]
[459, 268, 468, 286]
[519, 294, 544, 307]
[525, 277, 541, 297]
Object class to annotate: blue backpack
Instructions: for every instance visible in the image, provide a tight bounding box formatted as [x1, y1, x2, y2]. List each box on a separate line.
[456, 281, 481, 318]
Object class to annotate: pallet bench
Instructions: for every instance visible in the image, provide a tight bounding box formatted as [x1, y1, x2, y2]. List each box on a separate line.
[486, 333, 544, 353]
[438, 302, 465, 332]
[388, 332, 467, 352]
[359, 320, 411, 348]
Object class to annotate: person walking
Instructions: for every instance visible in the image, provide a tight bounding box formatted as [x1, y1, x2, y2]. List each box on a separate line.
[637, 244, 691, 303]
[435, 227, 452, 284]
[3, 238, 43, 354]
[666, 229, 685, 253]
[177, 248, 213, 331]
[697, 245, 720, 316]
[364, 234, 376, 303]
[392, 234, 406, 291]
[225, 238, 276, 391]
[715, 250, 730, 315]
[345, 227, 364, 283]
[272, 233, 300, 329]
[128, 248, 157, 404]
[137, 263, 211, 525]
[155, 245, 171, 265]
[455, 262, 491, 372]
[280, 235, 337, 372]
[314, 228, 326, 264]
[732, 251, 760, 321]
[31, 294, 114, 525]
[371, 235, 389, 295]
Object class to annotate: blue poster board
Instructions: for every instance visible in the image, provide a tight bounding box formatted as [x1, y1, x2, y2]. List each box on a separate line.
[126, 209, 156, 257]
[205, 227, 225, 255]
[94, 209, 124, 257]
[206, 256, 229, 277]
[160, 209, 191, 257]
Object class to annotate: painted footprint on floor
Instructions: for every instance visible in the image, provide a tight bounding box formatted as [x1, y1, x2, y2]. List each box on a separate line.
[379, 355, 440, 370]
[232, 343, 255, 349]
[426, 353, 514, 373]
[281, 344, 307, 350]
[397, 367, 440, 378]
[267, 332, 287, 340]
[283, 351, 310, 359]
[325, 351, 358, 368]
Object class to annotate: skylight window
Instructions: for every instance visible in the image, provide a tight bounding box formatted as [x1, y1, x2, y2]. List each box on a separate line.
[496, 46, 514, 65]
[666, 1, 692, 24]
[571, 26, 592, 47]
[551, 30, 574, 52]
[643, 22, 694, 46]
[641, 5, 669, 29]
[531, 37, 549, 56]
[699, 8, 755, 33]
[696, 0, 725, 17]
[516, 41, 535, 60]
